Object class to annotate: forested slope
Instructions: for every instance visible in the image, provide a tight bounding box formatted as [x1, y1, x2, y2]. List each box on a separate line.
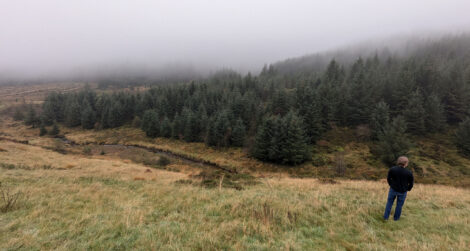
[16, 34, 470, 173]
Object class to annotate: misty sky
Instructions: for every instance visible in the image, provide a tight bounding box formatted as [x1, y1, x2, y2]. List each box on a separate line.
[1, 0, 470, 78]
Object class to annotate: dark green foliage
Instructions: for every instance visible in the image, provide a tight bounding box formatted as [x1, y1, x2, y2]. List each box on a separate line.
[403, 90, 426, 135]
[141, 110, 159, 138]
[424, 94, 446, 133]
[157, 156, 171, 166]
[64, 97, 81, 127]
[25, 105, 39, 128]
[81, 101, 96, 129]
[39, 123, 47, 136]
[370, 101, 390, 139]
[206, 111, 231, 147]
[253, 112, 310, 165]
[172, 113, 184, 139]
[277, 111, 311, 165]
[455, 118, 470, 156]
[35, 35, 470, 165]
[182, 108, 200, 142]
[42, 92, 65, 124]
[376, 116, 411, 165]
[231, 118, 246, 147]
[160, 117, 172, 138]
[49, 122, 60, 136]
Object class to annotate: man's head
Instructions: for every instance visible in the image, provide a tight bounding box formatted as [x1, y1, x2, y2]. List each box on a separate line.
[397, 156, 409, 167]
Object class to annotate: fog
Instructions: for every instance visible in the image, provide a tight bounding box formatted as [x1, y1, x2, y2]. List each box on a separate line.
[1, 0, 470, 81]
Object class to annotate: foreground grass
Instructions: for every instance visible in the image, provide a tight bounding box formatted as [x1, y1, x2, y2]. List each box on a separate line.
[1, 142, 469, 250]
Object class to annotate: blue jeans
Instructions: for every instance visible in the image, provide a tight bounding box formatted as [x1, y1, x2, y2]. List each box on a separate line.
[383, 187, 407, 221]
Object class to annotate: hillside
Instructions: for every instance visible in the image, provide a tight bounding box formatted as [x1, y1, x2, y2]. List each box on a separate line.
[1, 139, 469, 250]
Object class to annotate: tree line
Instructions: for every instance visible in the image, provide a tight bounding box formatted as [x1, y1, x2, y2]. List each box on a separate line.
[19, 36, 470, 165]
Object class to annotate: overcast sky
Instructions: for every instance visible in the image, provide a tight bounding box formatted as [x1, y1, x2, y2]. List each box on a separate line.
[1, 0, 470, 79]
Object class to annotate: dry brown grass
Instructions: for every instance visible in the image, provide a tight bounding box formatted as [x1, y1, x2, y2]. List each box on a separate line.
[0, 138, 469, 250]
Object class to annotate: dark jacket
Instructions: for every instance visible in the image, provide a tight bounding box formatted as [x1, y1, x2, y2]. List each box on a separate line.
[387, 166, 414, 193]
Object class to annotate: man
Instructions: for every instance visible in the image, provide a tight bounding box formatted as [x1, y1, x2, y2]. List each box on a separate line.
[383, 156, 414, 221]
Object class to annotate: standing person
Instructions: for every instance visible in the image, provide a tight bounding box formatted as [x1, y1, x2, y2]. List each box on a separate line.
[383, 156, 414, 221]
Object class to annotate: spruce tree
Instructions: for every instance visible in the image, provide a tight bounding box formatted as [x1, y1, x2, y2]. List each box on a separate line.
[81, 101, 96, 129]
[141, 110, 160, 138]
[172, 113, 184, 139]
[39, 122, 47, 136]
[231, 118, 246, 147]
[377, 116, 411, 164]
[160, 117, 172, 138]
[49, 122, 60, 136]
[25, 105, 39, 128]
[253, 116, 277, 161]
[403, 90, 426, 135]
[64, 97, 81, 127]
[302, 100, 324, 143]
[370, 101, 390, 139]
[279, 111, 311, 165]
[424, 94, 446, 133]
[455, 118, 470, 156]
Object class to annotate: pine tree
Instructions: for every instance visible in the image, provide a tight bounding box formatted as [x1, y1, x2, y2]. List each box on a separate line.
[141, 110, 160, 138]
[279, 111, 311, 165]
[107, 101, 124, 128]
[64, 97, 81, 127]
[160, 117, 172, 138]
[212, 111, 231, 147]
[25, 105, 39, 128]
[39, 122, 47, 136]
[253, 116, 277, 161]
[377, 116, 411, 164]
[81, 101, 96, 129]
[302, 100, 324, 143]
[182, 108, 199, 142]
[172, 113, 184, 139]
[424, 94, 446, 133]
[370, 101, 390, 139]
[205, 117, 218, 146]
[403, 90, 426, 135]
[49, 122, 60, 136]
[231, 118, 246, 147]
[455, 118, 470, 156]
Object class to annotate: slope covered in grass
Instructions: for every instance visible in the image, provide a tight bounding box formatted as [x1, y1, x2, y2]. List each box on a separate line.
[1, 141, 469, 250]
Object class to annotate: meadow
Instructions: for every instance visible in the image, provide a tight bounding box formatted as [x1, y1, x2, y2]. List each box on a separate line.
[1, 140, 469, 250]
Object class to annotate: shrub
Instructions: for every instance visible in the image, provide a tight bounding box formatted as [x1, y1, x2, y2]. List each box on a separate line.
[83, 146, 92, 155]
[157, 156, 171, 166]
[0, 182, 24, 213]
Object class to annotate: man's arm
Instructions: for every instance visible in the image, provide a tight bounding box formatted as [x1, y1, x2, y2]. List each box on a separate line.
[387, 169, 392, 186]
[408, 172, 414, 191]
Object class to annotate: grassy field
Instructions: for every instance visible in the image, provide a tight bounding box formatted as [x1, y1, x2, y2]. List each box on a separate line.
[1, 84, 469, 250]
[1, 140, 469, 250]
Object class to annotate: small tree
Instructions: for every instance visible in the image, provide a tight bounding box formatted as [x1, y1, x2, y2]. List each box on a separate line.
[231, 118, 246, 147]
[377, 116, 411, 165]
[25, 105, 39, 128]
[425, 94, 446, 133]
[252, 116, 277, 161]
[403, 90, 426, 135]
[160, 117, 172, 138]
[49, 122, 60, 136]
[141, 110, 160, 138]
[81, 102, 96, 129]
[455, 118, 470, 156]
[370, 101, 390, 140]
[39, 123, 47, 136]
